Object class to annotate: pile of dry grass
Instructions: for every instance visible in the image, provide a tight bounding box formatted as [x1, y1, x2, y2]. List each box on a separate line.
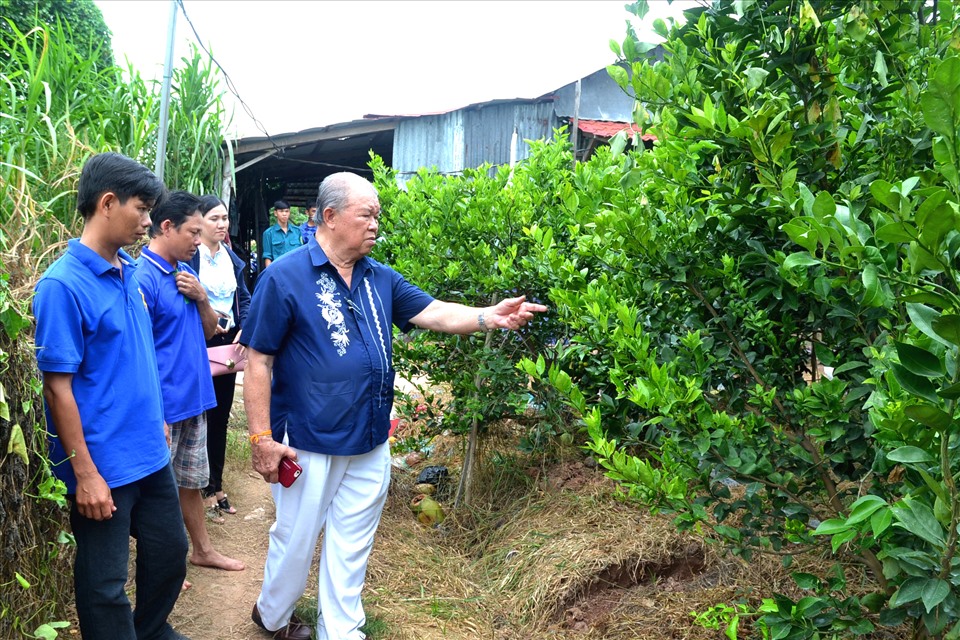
[360, 418, 912, 640]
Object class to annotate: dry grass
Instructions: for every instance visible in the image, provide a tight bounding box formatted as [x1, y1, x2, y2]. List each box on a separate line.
[356, 418, 913, 640]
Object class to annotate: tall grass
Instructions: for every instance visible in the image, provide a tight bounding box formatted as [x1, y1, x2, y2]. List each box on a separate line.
[0, 17, 230, 637]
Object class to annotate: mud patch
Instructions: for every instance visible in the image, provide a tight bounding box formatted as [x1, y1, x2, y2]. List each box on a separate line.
[560, 549, 707, 632]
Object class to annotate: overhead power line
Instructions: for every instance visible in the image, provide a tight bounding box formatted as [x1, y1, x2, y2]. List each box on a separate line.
[175, 0, 282, 152]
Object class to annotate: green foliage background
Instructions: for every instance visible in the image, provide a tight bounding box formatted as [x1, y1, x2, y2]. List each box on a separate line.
[375, 1, 960, 637]
[0, 4, 229, 636]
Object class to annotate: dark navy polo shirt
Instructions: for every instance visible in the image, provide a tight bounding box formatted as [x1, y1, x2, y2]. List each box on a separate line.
[137, 247, 216, 423]
[242, 242, 434, 455]
[33, 240, 170, 493]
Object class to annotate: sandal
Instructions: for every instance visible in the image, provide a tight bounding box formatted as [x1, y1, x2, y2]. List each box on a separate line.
[217, 495, 237, 515]
[205, 506, 225, 524]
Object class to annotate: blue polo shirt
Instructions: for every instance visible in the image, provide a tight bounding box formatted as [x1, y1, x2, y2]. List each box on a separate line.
[299, 221, 317, 245]
[242, 242, 433, 455]
[33, 240, 169, 493]
[136, 248, 216, 423]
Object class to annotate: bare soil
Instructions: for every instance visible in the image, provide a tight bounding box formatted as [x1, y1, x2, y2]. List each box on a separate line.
[168, 459, 275, 638]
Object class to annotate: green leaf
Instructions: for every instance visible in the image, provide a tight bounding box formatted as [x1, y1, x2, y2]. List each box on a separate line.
[15, 572, 30, 589]
[832, 361, 867, 375]
[846, 495, 887, 525]
[922, 578, 951, 613]
[799, 0, 821, 29]
[783, 253, 820, 269]
[895, 342, 943, 378]
[782, 221, 819, 253]
[933, 314, 960, 346]
[904, 405, 952, 430]
[922, 57, 960, 139]
[891, 499, 946, 548]
[887, 446, 934, 464]
[873, 50, 888, 87]
[870, 179, 900, 213]
[813, 518, 849, 535]
[610, 130, 628, 156]
[907, 303, 954, 348]
[7, 423, 28, 465]
[892, 577, 927, 606]
[939, 381, 960, 399]
[871, 508, 893, 537]
[812, 191, 836, 219]
[875, 222, 916, 243]
[892, 364, 940, 403]
[792, 572, 821, 590]
[916, 188, 949, 228]
[33, 622, 71, 640]
[607, 64, 629, 89]
[861, 264, 888, 307]
[901, 291, 952, 309]
[744, 67, 770, 91]
[831, 527, 857, 552]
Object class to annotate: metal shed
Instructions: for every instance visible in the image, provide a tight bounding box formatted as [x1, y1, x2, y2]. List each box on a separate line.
[224, 59, 660, 280]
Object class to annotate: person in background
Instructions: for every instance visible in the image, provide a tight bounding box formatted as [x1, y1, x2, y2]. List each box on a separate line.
[191, 194, 251, 517]
[137, 190, 246, 581]
[242, 172, 547, 640]
[299, 204, 318, 245]
[261, 199, 299, 267]
[33, 152, 191, 640]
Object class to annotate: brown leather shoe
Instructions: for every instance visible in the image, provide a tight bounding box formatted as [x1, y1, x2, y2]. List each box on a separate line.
[251, 603, 312, 640]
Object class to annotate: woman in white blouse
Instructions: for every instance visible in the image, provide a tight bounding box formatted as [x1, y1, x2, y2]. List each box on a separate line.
[190, 195, 251, 515]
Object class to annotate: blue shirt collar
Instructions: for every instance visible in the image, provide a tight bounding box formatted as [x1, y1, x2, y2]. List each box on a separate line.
[140, 246, 179, 275]
[307, 241, 371, 289]
[66, 238, 137, 277]
[307, 240, 369, 270]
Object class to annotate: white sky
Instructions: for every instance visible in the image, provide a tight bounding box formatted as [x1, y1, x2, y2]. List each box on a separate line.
[95, 0, 691, 140]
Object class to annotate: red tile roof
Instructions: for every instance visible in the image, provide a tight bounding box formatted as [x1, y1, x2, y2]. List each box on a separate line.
[576, 119, 656, 141]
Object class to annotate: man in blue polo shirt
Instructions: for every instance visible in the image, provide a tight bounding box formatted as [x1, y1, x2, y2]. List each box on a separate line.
[137, 190, 245, 580]
[242, 172, 546, 640]
[261, 200, 301, 267]
[299, 204, 318, 245]
[33, 153, 191, 640]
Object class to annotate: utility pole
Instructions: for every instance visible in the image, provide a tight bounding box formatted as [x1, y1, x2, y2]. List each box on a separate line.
[155, 0, 178, 181]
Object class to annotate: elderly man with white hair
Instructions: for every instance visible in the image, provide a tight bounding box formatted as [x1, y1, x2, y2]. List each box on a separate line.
[242, 172, 546, 640]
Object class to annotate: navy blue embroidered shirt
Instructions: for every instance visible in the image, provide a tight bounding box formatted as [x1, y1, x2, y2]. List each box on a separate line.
[241, 242, 434, 455]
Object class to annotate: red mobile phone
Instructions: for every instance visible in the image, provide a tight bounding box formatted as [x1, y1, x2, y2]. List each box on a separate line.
[278, 457, 302, 487]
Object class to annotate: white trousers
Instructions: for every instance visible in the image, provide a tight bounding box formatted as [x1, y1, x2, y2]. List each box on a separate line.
[256, 442, 391, 640]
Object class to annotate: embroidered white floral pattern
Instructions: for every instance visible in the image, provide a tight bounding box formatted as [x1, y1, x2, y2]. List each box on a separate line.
[316, 273, 349, 356]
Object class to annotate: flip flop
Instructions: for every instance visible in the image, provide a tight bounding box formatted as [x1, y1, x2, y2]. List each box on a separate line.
[217, 495, 237, 515]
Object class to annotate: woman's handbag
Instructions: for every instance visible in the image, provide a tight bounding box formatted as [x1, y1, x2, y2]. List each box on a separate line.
[207, 343, 246, 376]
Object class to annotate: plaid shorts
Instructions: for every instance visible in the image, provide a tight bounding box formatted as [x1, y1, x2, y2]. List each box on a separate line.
[169, 413, 210, 490]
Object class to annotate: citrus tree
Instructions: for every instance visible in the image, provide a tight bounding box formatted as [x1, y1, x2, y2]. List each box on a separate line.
[518, 1, 960, 637]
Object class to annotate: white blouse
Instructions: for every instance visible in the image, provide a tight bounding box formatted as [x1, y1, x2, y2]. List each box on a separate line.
[198, 243, 237, 327]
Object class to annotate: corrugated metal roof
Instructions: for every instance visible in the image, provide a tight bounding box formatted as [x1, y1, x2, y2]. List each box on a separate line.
[577, 119, 656, 141]
[391, 101, 561, 177]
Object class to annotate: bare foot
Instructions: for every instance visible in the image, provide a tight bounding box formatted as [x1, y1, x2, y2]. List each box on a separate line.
[182, 580, 192, 591]
[189, 550, 245, 571]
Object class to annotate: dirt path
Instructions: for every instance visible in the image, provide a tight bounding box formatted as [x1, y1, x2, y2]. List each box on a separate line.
[169, 459, 276, 639]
